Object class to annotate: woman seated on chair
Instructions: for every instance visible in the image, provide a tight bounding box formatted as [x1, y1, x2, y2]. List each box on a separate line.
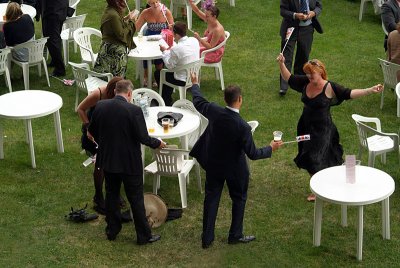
[3, 2, 34, 62]
[188, 0, 224, 63]
[135, 0, 174, 87]
[77, 76, 126, 214]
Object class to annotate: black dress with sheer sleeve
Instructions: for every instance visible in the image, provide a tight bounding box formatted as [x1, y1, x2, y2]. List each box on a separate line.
[288, 75, 352, 175]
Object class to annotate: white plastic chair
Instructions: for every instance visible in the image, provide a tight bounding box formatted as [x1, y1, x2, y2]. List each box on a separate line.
[352, 114, 399, 167]
[172, 99, 208, 149]
[359, 0, 383, 21]
[69, 61, 112, 111]
[61, 14, 86, 67]
[132, 88, 165, 106]
[69, 0, 81, 17]
[11, 37, 50, 90]
[230, 0, 235, 7]
[379, 58, 400, 109]
[396, 83, 400, 117]
[144, 148, 201, 208]
[200, 31, 230, 90]
[73, 27, 101, 68]
[159, 57, 204, 101]
[246, 120, 259, 175]
[0, 48, 12, 92]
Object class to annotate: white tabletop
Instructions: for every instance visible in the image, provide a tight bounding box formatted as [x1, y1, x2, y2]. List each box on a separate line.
[0, 90, 63, 119]
[0, 3, 36, 24]
[128, 36, 163, 60]
[310, 165, 395, 205]
[145, 106, 200, 139]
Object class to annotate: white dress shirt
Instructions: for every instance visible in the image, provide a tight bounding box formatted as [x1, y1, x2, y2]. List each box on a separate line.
[162, 36, 200, 82]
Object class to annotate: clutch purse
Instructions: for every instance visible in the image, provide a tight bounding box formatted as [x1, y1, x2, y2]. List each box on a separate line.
[157, 112, 183, 127]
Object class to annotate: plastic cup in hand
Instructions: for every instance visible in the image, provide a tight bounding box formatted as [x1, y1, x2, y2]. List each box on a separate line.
[273, 131, 283, 141]
[138, 32, 143, 42]
[162, 118, 170, 133]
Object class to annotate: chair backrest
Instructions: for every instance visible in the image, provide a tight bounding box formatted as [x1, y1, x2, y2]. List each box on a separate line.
[179, 57, 204, 88]
[154, 148, 188, 175]
[379, 58, 400, 90]
[351, 114, 382, 132]
[0, 48, 10, 74]
[13, 37, 48, 64]
[132, 88, 165, 106]
[247, 120, 259, 135]
[69, 0, 80, 8]
[372, 0, 384, 15]
[74, 27, 101, 65]
[69, 61, 112, 91]
[139, 22, 148, 34]
[172, 99, 209, 148]
[63, 14, 87, 40]
[200, 31, 230, 59]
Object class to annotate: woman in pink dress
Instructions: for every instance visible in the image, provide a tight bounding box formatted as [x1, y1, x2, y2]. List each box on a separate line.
[188, 0, 225, 63]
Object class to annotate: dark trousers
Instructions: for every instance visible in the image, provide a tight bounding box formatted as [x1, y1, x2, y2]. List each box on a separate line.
[42, 14, 65, 74]
[280, 25, 314, 92]
[202, 170, 249, 244]
[104, 171, 151, 243]
[154, 70, 185, 106]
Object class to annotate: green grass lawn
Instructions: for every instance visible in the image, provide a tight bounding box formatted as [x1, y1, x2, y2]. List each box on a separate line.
[0, 0, 399, 266]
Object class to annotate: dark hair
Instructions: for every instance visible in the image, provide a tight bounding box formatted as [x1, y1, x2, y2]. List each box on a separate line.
[115, 79, 134, 94]
[207, 6, 220, 18]
[224, 85, 241, 106]
[105, 76, 123, 99]
[5, 2, 23, 22]
[106, 0, 126, 13]
[173, 21, 187, 37]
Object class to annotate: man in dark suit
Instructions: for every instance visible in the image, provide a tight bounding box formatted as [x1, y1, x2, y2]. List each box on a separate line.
[36, 0, 68, 76]
[189, 74, 283, 249]
[88, 79, 166, 244]
[382, 0, 400, 50]
[279, 0, 323, 96]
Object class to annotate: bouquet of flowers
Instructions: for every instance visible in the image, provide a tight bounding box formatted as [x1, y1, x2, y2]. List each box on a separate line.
[201, 0, 217, 10]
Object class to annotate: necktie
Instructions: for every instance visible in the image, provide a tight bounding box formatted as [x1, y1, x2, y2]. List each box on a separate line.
[300, 0, 309, 14]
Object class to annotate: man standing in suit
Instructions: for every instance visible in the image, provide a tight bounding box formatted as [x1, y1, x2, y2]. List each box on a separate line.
[36, 0, 68, 76]
[382, 0, 400, 50]
[279, 0, 323, 96]
[88, 79, 166, 244]
[189, 74, 283, 249]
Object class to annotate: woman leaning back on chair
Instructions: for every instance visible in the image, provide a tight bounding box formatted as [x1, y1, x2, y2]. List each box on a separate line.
[188, 0, 225, 63]
[93, 0, 138, 77]
[276, 53, 383, 202]
[77, 76, 126, 214]
[3, 2, 35, 62]
[135, 0, 174, 87]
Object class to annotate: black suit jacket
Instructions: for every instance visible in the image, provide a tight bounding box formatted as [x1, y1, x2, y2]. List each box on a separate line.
[280, 0, 323, 38]
[189, 84, 272, 179]
[88, 95, 161, 176]
[382, 0, 400, 33]
[36, 0, 68, 21]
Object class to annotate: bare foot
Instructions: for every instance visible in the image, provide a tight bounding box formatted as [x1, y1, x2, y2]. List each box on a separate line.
[307, 194, 316, 202]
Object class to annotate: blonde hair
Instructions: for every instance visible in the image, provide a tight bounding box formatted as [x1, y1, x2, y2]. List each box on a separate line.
[303, 59, 328, 80]
[5, 2, 23, 22]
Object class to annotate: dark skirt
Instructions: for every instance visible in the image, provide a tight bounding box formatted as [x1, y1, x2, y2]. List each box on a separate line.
[94, 42, 128, 77]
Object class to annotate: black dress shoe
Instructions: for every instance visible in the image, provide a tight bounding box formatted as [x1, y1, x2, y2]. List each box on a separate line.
[228, 235, 256, 244]
[105, 226, 121, 241]
[137, 234, 161, 245]
[202, 241, 213, 249]
[121, 209, 132, 222]
[279, 89, 287, 96]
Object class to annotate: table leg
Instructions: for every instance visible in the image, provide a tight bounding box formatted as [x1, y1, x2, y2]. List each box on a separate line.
[26, 119, 36, 168]
[136, 0, 141, 9]
[147, 60, 152, 89]
[0, 124, 3, 159]
[53, 111, 64, 153]
[24, 120, 29, 144]
[382, 197, 390, 239]
[341, 204, 348, 227]
[357, 205, 364, 261]
[313, 197, 323, 246]
[186, 4, 192, 30]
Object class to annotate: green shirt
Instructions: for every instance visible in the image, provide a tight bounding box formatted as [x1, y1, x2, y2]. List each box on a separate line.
[100, 6, 136, 49]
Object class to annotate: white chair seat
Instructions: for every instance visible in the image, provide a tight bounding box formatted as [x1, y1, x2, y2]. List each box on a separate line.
[367, 135, 395, 152]
[85, 77, 108, 94]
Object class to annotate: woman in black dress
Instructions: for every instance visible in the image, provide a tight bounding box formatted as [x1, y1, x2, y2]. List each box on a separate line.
[277, 53, 383, 201]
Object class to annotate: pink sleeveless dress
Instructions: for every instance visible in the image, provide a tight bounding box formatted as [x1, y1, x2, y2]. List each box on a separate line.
[200, 31, 225, 63]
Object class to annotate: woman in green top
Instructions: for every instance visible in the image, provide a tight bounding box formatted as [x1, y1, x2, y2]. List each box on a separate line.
[94, 0, 138, 77]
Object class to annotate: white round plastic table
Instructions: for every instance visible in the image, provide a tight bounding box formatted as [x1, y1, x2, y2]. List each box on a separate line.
[0, 4, 36, 24]
[0, 90, 64, 168]
[310, 165, 395, 261]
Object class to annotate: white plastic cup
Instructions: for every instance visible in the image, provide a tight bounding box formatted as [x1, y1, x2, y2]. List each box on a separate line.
[273, 131, 283, 141]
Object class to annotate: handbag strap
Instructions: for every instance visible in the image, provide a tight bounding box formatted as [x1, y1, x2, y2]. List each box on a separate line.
[160, 4, 169, 25]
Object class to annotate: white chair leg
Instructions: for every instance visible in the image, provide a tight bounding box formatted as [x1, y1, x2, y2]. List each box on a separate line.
[62, 39, 69, 67]
[153, 175, 159, 194]
[75, 88, 80, 111]
[368, 152, 375, 167]
[230, 0, 235, 7]
[218, 65, 224, 90]
[195, 161, 202, 193]
[397, 97, 400, 117]
[5, 68, 12, 92]
[178, 173, 187, 208]
[359, 0, 366, 21]
[42, 58, 50, 87]
[22, 64, 29, 90]
[187, 4, 192, 30]
[38, 62, 42, 77]
[380, 90, 384, 109]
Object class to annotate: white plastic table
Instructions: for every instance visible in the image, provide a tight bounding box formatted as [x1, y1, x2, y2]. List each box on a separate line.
[0, 90, 64, 168]
[310, 165, 395, 261]
[0, 4, 36, 25]
[128, 36, 163, 89]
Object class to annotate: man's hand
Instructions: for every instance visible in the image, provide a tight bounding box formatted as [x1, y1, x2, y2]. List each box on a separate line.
[270, 140, 283, 152]
[190, 72, 198, 84]
[158, 141, 167, 149]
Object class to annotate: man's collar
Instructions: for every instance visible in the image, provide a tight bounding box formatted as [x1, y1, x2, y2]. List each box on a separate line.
[226, 106, 239, 113]
[178, 36, 188, 43]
